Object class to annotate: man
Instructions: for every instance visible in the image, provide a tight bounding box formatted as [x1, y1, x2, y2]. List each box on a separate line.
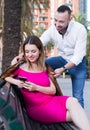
[40, 5, 87, 108]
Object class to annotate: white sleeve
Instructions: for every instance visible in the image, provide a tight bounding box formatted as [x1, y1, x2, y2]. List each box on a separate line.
[70, 26, 87, 65]
[40, 25, 53, 46]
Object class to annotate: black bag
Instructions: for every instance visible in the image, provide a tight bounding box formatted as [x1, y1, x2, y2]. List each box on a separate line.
[0, 78, 6, 88]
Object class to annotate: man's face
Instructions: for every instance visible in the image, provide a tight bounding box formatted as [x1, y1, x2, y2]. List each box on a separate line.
[54, 11, 71, 34]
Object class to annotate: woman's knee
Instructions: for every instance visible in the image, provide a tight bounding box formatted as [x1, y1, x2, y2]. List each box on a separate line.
[66, 97, 79, 108]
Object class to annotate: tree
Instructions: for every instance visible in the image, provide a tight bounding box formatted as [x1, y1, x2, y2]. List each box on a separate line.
[21, 0, 50, 35]
[1, 0, 50, 72]
[87, 32, 90, 69]
[0, 0, 3, 28]
[2, 0, 21, 72]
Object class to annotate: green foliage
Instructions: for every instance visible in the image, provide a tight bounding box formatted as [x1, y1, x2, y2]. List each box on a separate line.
[33, 27, 46, 36]
[72, 13, 90, 31]
[21, 0, 50, 36]
[21, 17, 33, 36]
[72, 13, 86, 23]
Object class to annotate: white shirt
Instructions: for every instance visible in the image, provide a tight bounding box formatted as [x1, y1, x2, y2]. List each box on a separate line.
[40, 21, 87, 65]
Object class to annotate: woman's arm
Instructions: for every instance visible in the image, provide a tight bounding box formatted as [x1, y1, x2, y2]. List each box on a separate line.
[5, 76, 56, 95]
[23, 79, 56, 95]
[35, 79, 56, 95]
[5, 76, 25, 88]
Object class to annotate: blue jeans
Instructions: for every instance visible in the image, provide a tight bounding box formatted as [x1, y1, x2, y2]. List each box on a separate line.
[45, 56, 86, 108]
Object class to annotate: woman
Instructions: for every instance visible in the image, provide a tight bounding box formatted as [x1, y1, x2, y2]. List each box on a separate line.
[5, 36, 90, 130]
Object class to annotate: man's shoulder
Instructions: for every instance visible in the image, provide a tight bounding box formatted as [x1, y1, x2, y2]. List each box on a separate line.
[71, 20, 86, 29]
[41, 24, 58, 35]
[69, 21, 87, 33]
[48, 24, 56, 30]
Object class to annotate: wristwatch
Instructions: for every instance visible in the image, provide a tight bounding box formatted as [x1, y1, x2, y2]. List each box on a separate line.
[62, 66, 67, 72]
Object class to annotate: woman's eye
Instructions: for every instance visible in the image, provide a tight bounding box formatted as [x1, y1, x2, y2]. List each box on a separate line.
[32, 50, 36, 53]
[25, 50, 36, 53]
[25, 51, 29, 53]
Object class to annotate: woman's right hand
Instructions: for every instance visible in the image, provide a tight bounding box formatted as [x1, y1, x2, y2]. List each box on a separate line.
[5, 77, 25, 88]
[16, 80, 25, 88]
[11, 53, 23, 65]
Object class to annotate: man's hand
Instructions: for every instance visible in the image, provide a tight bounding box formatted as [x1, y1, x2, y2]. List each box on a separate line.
[11, 53, 23, 65]
[54, 68, 64, 77]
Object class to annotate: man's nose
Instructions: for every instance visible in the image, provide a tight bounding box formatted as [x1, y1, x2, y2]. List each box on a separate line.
[55, 21, 60, 27]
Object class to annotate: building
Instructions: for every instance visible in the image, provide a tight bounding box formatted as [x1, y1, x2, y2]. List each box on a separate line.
[32, 0, 79, 56]
[32, 4, 51, 32]
[79, 0, 87, 16]
[33, 0, 80, 32]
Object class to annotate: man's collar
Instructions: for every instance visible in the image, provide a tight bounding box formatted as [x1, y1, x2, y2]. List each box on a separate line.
[66, 20, 74, 34]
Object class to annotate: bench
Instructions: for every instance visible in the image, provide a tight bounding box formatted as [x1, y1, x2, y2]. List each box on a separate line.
[0, 81, 79, 130]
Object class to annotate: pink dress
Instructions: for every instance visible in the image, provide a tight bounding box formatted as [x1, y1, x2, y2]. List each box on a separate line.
[13, 68, 69, 124]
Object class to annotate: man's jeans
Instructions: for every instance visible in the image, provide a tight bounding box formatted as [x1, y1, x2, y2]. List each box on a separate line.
[45, 56, 86, 108]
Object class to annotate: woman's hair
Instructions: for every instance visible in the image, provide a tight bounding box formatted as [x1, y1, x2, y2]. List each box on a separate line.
[46, 64, 63, 96]
[23, 35, 45, 70]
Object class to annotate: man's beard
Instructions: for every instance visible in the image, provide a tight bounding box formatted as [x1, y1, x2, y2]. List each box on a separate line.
[58, 25, 68, 35]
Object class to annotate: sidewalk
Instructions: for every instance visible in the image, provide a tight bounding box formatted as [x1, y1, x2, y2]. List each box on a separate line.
[57, 77, 90, 120]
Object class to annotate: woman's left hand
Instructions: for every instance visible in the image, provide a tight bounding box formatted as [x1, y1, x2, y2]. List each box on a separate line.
[23, 81, 37, 91]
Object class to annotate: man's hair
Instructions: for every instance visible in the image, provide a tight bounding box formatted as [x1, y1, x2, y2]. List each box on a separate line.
[57, 5, 72, 15]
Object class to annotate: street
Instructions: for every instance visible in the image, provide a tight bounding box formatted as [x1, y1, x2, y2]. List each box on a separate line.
[57, 77, 90, 120]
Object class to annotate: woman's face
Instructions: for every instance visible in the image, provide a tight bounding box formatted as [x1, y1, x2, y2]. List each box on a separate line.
[25, 44, 40, 63]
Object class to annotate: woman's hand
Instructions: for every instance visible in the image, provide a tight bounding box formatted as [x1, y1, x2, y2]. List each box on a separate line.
[15, 80, 25, 88]
[22, 81, 37, 91]
[5, 77, 25, 88]
[15, 80, 36, 91]
[23, 80, 56, 95]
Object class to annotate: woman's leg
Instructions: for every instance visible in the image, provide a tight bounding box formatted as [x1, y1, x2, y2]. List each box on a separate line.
[66, 97, 90, 130]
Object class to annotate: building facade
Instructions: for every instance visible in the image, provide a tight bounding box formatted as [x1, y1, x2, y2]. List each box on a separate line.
[32, 0, 81, 32]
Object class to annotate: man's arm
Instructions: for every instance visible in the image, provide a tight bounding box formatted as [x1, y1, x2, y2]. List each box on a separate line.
[40, 25, 54, 46]
[70, 26, 87, 65]
[54, 61, 75, 77]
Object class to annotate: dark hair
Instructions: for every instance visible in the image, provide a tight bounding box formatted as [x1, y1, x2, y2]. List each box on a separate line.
[23, 35, 43, 52]
[57, 5, 71, 15]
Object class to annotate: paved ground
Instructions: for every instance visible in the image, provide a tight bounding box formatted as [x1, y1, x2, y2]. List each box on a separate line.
[57, 77, 90, 120]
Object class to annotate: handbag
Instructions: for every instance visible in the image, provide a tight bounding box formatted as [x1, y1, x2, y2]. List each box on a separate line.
[0, 78, 6, 88]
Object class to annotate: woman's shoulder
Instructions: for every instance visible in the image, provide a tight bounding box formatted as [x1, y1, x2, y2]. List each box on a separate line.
[19, 64, 47, 74]
[13, 63, 27, 74]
